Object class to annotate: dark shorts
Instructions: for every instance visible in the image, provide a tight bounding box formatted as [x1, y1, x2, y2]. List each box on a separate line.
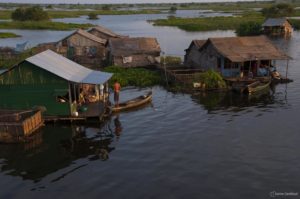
[114, 92, 119, 102]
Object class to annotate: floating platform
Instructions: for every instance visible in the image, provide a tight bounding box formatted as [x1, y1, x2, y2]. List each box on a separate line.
[0, 110, 44, 143]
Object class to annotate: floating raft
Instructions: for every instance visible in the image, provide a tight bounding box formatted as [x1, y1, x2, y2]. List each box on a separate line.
[0, 110, 44, 143]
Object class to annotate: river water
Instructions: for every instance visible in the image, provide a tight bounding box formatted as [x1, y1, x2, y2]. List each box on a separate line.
[0, 12, 300, 199]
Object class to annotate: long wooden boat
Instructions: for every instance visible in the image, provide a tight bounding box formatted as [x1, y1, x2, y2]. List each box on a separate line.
[246, 79, 271, 94]
[112, 91, 152, 113]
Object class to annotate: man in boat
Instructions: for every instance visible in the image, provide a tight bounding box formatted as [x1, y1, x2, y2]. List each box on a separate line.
[114, 80, 121, 107]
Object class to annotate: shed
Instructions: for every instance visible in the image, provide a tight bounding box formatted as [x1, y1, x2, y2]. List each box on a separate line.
[262, 18, 293, 36]
[88, 25, 125, 40]
[56, 29, 107, 68]
[184, 35, 291, 77]
[107, 37, 161, 67]
[0, 50, 112, 118]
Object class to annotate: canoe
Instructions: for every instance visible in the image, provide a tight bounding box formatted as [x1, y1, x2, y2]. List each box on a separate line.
[112, 91, 152, 112]
[246, 80, 271, 94]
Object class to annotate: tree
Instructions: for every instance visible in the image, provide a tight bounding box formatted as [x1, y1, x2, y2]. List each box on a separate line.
[235, 21, 263, 36]
[11, 6, 49, 21]
[262, 3, 294, 18]
[88, 13, 99, 20]
[169, 6, 177, 13]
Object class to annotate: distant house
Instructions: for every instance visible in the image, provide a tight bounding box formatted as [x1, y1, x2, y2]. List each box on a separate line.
[107, 37, 161, 67]
[88, 25, 125, 40]
[56, 29, 107, 68]
[262, 18, 293, 36]
[184, 36, 290, 77]
[0, 50, 112, 118]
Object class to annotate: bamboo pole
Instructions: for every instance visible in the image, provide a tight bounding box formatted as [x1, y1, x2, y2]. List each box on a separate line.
[68, 83, 73, 116]
[286, 59, 289, 79]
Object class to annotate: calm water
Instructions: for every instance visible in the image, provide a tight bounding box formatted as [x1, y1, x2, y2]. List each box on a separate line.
[1, 14, 300, 199]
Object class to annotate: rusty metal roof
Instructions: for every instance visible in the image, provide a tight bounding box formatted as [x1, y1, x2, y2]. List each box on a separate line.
[262, 18, 289, 27]
[108, 37, 161, 56]
[25, 50, 112, 84]
[88, 25, 122, 38]
[201, 35, 291, 62]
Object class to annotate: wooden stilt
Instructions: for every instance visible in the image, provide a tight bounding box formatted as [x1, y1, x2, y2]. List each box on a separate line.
[286, 59, 289, 79]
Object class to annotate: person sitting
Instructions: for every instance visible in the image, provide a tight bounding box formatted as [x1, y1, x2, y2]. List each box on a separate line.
[78, 89, 86, 105]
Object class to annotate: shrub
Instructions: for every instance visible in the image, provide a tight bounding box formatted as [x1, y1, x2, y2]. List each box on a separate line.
[11, 6, 49, 21]
[88, 12, 99, 20]
[235, 21, 263, 36]
[261, 3, 294, 18]
[194, 70, 226, 89]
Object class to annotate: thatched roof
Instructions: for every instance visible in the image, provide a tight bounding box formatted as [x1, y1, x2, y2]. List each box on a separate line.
[200, 35, 290, 62]
[60, 29, 107, 45]
[262, 18, 290, 27]
[108, 37, 161, 56]
[88, 25, 122, 38]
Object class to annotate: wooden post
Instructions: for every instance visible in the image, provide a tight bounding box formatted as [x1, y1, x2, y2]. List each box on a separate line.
[68, 83, 73, 116]
[286, 59, 289, 79]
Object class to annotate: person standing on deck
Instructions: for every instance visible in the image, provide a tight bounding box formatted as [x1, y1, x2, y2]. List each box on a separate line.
[114, 80, 121, 107]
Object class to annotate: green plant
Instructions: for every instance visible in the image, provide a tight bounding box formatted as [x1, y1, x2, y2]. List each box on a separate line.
[194, 70, 226, 89]
[235, 21, 263, 36]
[261, 3, 295, 18]
[102, 66, 162, 88]
[11, 6, 50, 21]
[88, 12, 99, 20]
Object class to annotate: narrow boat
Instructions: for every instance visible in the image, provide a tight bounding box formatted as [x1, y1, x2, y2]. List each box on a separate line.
[112, 91, 152, 112]
[246, 80, 271, 94]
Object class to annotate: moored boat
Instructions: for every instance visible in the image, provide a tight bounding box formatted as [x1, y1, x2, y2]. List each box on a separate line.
[112, 91, 152, 112]
[245, 79, 271, 94]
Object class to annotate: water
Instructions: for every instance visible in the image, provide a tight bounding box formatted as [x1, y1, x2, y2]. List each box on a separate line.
[0, 14, 300, 199]
[0, 10, 233, 56]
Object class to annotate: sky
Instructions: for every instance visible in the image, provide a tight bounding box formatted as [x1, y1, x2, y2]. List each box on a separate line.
[0, 0, 269, 4]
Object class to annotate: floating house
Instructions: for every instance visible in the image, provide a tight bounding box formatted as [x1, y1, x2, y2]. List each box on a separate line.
[56, 29, 107, 68]
[88, 25, 124, 40]
[262, 18, 293, 36]
[184, 36, 290, 77]
[0, 50, 112, 119]
[107, 37, 161, 67]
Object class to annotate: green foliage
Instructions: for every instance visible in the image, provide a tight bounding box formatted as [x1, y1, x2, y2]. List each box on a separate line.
[194, 70, 226, 89]
[102, 5, 111, 11]
[169, 6, 177, 13]
[11, 6, 50, 21]
[103, 66, 162, 88]
[88, 13, 99, 20]
[289, 19, 300, 30]
[261, 3, 295, 18]
[0, 21, 93, 30]
[161, 56, 182, 65]
[235, 21, 263, 36]
[0, 32, 20, 38]
[152, 14, 264, 31]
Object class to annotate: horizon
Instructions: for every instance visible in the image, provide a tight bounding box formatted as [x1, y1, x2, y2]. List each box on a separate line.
[0, 0, 272, 5]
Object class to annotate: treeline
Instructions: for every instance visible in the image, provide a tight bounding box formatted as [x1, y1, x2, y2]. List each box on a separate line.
[11, 6, 49, 21]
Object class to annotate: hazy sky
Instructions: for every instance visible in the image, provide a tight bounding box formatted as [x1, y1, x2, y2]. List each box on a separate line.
[0, 0, 269, 4]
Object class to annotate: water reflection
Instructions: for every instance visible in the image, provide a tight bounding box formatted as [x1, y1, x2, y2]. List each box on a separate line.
[191, 83, 289, 114]
[0, 117, 121, 182]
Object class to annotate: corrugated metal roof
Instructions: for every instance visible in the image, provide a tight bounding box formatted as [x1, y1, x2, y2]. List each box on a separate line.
[0, 69, 8, 75]
[262, 18, 288, 27]
[201, 35, 291, 62]
[25, 50, 112, 84]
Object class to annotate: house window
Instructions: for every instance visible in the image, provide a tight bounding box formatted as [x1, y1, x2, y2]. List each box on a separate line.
[217, 57, 221, 68]
[224, 58, 231, 69]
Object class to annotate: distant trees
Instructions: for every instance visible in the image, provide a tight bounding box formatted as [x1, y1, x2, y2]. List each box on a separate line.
[11, 6, 50, 21]
[88, 13, 99, 20]
[169, 6, 177, 13]
[262, 3, 295, 18]
[235, 21, 263, 36]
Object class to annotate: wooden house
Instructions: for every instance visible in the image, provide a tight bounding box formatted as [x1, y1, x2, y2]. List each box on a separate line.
[56, 29, 107, 69]
[0, 50, 112, 119]
[184, 36, 290, 77]
[262, 18, 293, 36]
[107, 37, 161, 67]
[88, 25, 124, 40]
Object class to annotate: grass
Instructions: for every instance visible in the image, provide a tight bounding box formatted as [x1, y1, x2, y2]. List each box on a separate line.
[102, 66, 162, 88]
[0, 32, 20, 38]
[0, 21, 93, 30]
[152, 12, 264, 31]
